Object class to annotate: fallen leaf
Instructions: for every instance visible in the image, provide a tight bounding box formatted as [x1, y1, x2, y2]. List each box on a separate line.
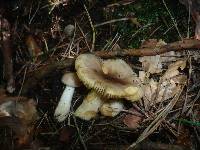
[25, 35, 42, 59]
[0, 95, 38, 147]
[140, 39, 158, 48]
[142, 79, 158, 108]
[0, 96, 38, 124]
[59, 126, 76, 143]
[139, 40, 166, 74]
[156, 75, 187, 103]
[141, 60, 187, 107]
[123, 108, 142, 129]
[139, 39, 185, 74]
[162, 59, 187, 80]
[139, 55, 163, 74]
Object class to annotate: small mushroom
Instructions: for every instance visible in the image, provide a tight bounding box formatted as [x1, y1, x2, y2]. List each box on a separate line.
[100, 100, 124, 117]
[64, 24, 75, 37]
[74, 91, 103, 120]
[54, 72, 81, 122]
[75, 54, 143, 101]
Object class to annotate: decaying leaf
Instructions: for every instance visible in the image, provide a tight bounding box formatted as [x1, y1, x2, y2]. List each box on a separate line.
[141, 59, 187, 108]
[59, 126, 76, 143]
[0, 95, 38, 146]
[140, 39, 159, 48]
[139, 55, 163, 74]
[25, 35, 42, 59]
[161, 59, 187, 80]
[142, 78, 158, 109]
[156, 75, 187, 103]
[123, 108, 142, 129]
[139, 39, 167, 74]
[0, 96, 38, 124]
[139, 39, 185, 74]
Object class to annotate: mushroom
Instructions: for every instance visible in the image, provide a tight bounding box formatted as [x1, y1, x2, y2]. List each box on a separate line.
[75, 54, 143, 101]
[100, 100, 124, 117]
[54, 72, 81, 122]
[74, 91, 103, 120]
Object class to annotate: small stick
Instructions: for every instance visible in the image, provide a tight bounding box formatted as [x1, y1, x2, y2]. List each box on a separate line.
[83, 4, 95, 52]
[94, 18, 130, 28]
[94, 38, 200, 58]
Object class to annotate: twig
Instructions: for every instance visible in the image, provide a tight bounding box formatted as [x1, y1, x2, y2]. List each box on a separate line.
[72, 114, 87, 150]
[106, 0, 136, 8]
[18, 66, 28, 96]
[76, 22, 90, 51]
[29, 1, 40, 24]
[83, 4, 95, 52]
[94, 18, 130, 28]
[162, 0, 183, 40]
[95, 38, 200, 58]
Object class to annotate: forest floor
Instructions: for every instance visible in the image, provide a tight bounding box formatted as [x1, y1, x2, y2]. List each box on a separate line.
[0, 0, 199, 149]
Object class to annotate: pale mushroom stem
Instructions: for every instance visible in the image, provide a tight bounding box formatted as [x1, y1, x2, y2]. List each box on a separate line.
[54, 86, 75, 122]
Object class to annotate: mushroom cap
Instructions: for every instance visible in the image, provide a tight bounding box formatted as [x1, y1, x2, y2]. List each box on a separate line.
[74, 91, 103, 120]
[61, 72, 82, 87]
[75, 54, 143, 101]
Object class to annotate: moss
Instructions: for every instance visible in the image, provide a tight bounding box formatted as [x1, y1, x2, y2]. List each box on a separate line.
[111, 0, 192, 48]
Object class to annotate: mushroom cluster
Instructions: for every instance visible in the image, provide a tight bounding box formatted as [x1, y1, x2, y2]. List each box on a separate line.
[74, 54, 143, 120]
[54, 53, 143, 122]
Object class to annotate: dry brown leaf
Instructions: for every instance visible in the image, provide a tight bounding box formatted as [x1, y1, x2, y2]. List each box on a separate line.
[156, 75, 187, 103]
[162, 59, 187, 80]
[139, 39, 167, 74]
[140, 60, 187, 107]
[25, 35, 42, 59]
[142, 79, 158, 108]
[140, 39, 159, 48]
[156, 59, 187, 103]
[0, 96, 38, 124]
[59, 126, 76, 143]
[0, 95, 38, 147]
[139, 40, 186, 74]
[139, 55, 163, 74]
[123, 108, 142, 129]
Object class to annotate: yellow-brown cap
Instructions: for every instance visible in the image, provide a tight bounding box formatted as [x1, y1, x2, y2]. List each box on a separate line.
[75, 54, 143, 101]
[74, 91, 103, 120]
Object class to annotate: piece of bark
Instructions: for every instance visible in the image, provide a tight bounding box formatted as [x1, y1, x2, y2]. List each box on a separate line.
[0, 15, 15, 93]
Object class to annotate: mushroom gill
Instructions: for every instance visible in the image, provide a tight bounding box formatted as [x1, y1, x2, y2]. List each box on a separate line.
[75, 54, 143, 101]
